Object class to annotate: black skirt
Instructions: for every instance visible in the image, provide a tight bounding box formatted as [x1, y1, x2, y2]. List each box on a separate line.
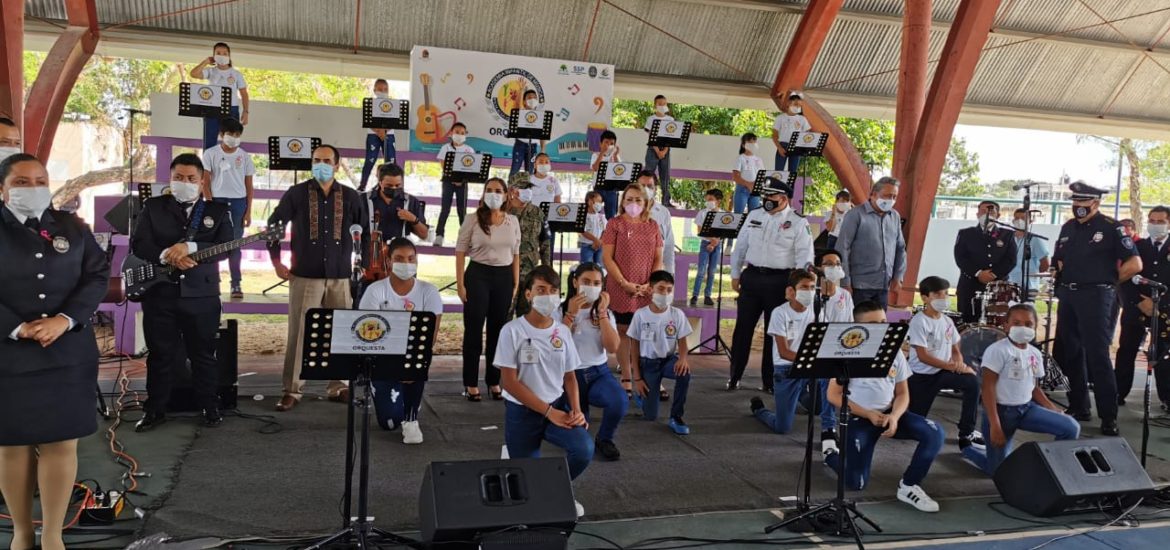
[0, 363, 98, 446]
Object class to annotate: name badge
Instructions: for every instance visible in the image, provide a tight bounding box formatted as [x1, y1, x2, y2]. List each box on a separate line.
[520, 343, 539, 365]
[640, 323, 656, 342]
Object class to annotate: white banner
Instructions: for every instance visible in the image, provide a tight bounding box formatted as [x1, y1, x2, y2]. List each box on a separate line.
[409, 46, 614, 164]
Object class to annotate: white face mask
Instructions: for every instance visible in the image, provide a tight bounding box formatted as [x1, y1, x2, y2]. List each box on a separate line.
[374, 91, 389, 99]
[535, 163, 551, 176]
[213, 54, 230, 66]
[532, 294, 561, 318]
[705, 200, 718, 210]
[169, 181, 202, 203]
[6, 186, 51, 220]
[1150, 223, 1169, 239]
[605, 144, 615, 154]
[592, 202, 604, 213]
[835, 201, 850, 212]
[875, 198, 896, 212]
[451, 133, 466, 145]
[1008, 326, 1035, 345]
[483, 193, 505, 210]
[222, 135, 241, 148]
[795, 289, 815, 308]
[391, 262, 417, 280]
[823, 266, 845, 283]
[579, 285, 602, 303]
[525, 99, 537, 109]
[1012, 219, 1028, 230]
[745, 142, 758, 154]
[791, 106, 803, 115]
[517, 189, 533, 204]
[929, 298, 949, 313]
[0, 146, 19, 164]
[652, 292, 672, 310]
[655, 105, 668, 115]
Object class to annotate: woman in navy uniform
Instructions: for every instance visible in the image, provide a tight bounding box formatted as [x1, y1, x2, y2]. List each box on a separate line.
[0, 153, 110, 550]
[1052, 180, 1142, 437]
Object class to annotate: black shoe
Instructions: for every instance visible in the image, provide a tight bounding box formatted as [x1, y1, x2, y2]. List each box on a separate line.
[135, 410, 167, 432]
[758, 386, 774, 395]
[1065, 408, 1092, 422]
[750, 396, 765, 414]
[726, 379, 740, 391]
[821, 430, 837, 443]
[704, 297, 715, 306]
[1162, 402, 1170, 414]
[202, 407, 224, 427]
[689, 296, 698, 306]
[1101, 419, 1120, 436]
[596, 439, 621, 461]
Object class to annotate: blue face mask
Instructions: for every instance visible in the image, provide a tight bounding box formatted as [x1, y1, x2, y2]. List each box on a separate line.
[312, 163, 334, 183]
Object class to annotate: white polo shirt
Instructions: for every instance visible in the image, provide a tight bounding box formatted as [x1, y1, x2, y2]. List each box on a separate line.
[982, 338, 1045, 406]
[908, 312, 960, 375]
[627, 305, 692, 359]
[495, 316, 583, 405]
[202, 144, 255, 199]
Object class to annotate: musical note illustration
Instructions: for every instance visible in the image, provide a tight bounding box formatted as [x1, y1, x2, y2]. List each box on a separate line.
[558, 108, 571, 121]
[454, 97, 467, 111]
[593, 97, 604, 114]
[466, 73, 475, 84]
[567, 84, 581, 95]
[440, 72, 451, 83]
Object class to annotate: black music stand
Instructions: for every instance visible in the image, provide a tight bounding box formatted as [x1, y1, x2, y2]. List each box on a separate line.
[178, 82, 232, 119]
[442, 152, 492, 184]
[752, 169, 797, 197]
[765, 322, 908, 550]
[647, 119, 692, 149]
[267, 136, 320, 172]
[300, 308, 436, 550]
[785, 132, 828, 215]
[507, 109, 554, 140]
[593, 161, 641, 192]
[690, 211, 746, 358]
[541, 202, 587, 278]
[362, 97, 410, 130]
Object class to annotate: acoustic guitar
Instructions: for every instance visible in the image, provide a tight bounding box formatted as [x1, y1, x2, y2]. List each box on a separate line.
[416, 73, 444, 143]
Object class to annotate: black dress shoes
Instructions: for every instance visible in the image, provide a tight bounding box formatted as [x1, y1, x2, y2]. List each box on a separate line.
[1065, 408, 1092, 422]
[1101, 419, 1120, 436]
[135, 410, 167, 432]
[202, 407, 224, 427]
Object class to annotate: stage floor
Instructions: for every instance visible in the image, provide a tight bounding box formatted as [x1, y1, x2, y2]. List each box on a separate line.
[5, 353, 1170, 549]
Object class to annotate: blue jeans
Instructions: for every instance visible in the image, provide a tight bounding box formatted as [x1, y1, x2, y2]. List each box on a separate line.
[692, 241, 722, 299]
[202, 106, 240, 151]
[825, 411, 944, 490]
[510, 140, 536, 177]
[733, 186, 761, 214]
[371, 380, 425, 430]
[640, 355, 690, 421]
[961, 402, 1081, 476]
[576, 364, 628, 442]
[644, 148, 672, 205]
[600, 190, 619, 219]
[754, 364, 835, 434]
[214, 197, 247, 287]
[580, 244, 603, 265]
[851, 288, 889, 310]
[504, 397, 594, 480]
[360, 133, 397, 191]
[775, 150, 802, 173]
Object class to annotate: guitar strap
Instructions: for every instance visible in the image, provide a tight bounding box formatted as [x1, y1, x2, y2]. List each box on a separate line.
[185, 200, 206, 241]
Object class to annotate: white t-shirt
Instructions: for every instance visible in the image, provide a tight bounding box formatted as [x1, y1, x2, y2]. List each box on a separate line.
[201, 66, 247, 106]
[568, 306, 617, 367]
[627, 305, 692, 359]
[982, 338, 1045, 406]
[734, 154, 765, 185]
[358, 278, 444, 316]
[773, 113, 811, 148]
[644, 114, 675, 133]
[850, 352, 912, 412]
[767, 302, 816, 366]
[693, 207, 717, 244]
[821, 286, 855, 323]
[495, 316, 583, 405]
[579, 212, 607, 247]
[529, 174, 562, 206]
[825, 204, 852, 237]
[590, 150, 621, 167]
[436, 143, 475, 161]
[908, 312, 961, 375]
[202, 145, 255, 199]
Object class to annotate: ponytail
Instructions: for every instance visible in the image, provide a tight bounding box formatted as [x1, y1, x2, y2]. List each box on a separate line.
[739, 132, 758, 155]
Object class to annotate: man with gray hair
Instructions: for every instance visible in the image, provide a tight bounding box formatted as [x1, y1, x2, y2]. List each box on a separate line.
[837, 176, 906, 309]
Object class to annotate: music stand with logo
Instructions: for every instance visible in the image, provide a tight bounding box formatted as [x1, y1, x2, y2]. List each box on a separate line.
[764, 322, 908, 549]
[507, 109, 554, 141]
[267, 136, 321, 172]
[300, 308, 436, 549]
[690, 211, 746, 358]
[362, 97, 410, 130]
[647, 119, 692, 149]
[593, 161, 642, 193]
[178, 82, 232, 119]
[784, 132, 828, 215]
[442, 152, 492, 184]
[752, 169, 798, 197]
[541, 202, 588, 279]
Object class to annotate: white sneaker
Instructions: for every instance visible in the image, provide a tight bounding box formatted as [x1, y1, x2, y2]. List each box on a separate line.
[821, 438, 839, 457]
[402, 421, 423, 444]
[433, 235, 444, 247]
[574, 500, 585, 518]
[897, 481, 939, 513]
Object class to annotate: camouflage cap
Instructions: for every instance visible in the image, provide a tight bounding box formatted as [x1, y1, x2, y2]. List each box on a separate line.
[509, 171, 534, 189]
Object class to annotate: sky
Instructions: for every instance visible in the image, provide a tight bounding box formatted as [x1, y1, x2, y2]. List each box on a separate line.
[952, 124, 1122, 188]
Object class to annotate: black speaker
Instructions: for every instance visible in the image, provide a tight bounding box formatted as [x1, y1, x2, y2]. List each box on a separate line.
[167, 319, 239, 412]
[419, 458, 577, 549]
[102, 194, 141, 235]
[994, 438, 1156, 516]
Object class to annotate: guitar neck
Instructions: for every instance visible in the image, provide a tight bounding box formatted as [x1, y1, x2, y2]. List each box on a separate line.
[189, 233, 269, 262]
[423, 84, 432, 110]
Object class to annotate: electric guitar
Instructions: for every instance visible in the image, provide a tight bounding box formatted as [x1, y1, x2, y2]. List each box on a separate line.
[121, 226, 284, 302]
[415, 73, 443, 143]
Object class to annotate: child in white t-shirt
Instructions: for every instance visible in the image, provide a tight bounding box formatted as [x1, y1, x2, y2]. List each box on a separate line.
[433, 122, 474, 247]
[732, 133, 765, 213]
[628, 270, 693, 434]
[643, 95, 675, 207]
[359, 78, 397, 192]
[589, 130, 622, 219]
[579, 191, 607, 266]
[190, 41, 249, 151]
[906, 276, 985, 452]
[772, 92, 810, 173]
[201, 116, 255, 298]
[961, 305, 1080, 475]
[824, 190, 852, 250]
[691, 188, 725, 306]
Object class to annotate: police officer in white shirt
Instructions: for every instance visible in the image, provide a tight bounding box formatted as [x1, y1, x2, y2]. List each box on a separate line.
[727, 178, 814, 392]
[638, 171, 676, 277]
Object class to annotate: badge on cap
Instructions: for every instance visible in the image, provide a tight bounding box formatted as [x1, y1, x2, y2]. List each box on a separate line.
[52, 236, 69, 253]
[203, 216, 215, 229]
[1092, 231, 1103, 243]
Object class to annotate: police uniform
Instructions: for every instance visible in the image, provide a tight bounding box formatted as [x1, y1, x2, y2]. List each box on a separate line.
[953, 221, 1017, 324]
[0, 206, 109, 445]
[728, 180, 814, 391]
[1128, 236, 1170, 407]
[1052, 181, 1138, 428]
[131, 195, 233, 426]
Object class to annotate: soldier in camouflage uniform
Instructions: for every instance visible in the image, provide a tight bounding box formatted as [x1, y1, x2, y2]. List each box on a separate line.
[508, 171, 547, 316]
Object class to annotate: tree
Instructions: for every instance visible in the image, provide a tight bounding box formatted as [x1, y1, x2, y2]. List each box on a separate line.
[1078, 135, 1147, 230]
[940, 137, 982, 196]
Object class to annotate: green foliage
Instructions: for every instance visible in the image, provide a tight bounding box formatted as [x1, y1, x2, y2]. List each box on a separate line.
[238, 68, 370, 107]
[940, 137, 982, 196]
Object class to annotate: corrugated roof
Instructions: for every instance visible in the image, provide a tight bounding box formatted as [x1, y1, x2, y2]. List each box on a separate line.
[22, 0, 1170, 124]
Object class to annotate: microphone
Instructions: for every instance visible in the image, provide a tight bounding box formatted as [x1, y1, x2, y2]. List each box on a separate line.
[349, 224, 363, 246]
[1012, 181, 1040, 191]
[1132, 275, 1167, 291]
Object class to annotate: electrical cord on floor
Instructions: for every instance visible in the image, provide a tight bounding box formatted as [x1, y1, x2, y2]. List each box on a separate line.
[1026, 497, 1145, 550]
[225, 408, 284, 434]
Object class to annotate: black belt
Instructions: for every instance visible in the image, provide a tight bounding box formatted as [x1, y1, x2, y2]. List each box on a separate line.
[1059, 282, 1115, 290]
[746, 265, 792, 274]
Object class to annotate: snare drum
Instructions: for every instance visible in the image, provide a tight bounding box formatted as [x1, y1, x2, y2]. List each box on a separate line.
[984, 281, 1021, 327]
[959, 324, 1007, 369]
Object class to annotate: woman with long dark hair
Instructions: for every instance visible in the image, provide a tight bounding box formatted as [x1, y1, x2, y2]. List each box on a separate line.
[455, 177, 521, 401]
[190, 41, 250, 150]
[732, 132, 764, 213]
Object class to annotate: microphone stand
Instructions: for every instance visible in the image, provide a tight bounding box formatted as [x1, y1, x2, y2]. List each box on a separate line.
[1142, 283, 1162, 467]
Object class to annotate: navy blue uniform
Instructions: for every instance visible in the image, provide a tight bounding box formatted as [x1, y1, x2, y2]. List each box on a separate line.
[1052, 212, 1137, 421]
[953, 224, 1017, 324]
[1130, 238, 1170, 406]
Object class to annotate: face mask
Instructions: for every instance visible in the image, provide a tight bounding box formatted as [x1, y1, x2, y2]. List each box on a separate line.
[169, 181, 201, 203]
[535, 164, 551, 175]
[875, 198, 896, 212]
[374, 91, 389, 99]
[0, 146, 19, 164]
[1012, 219, 1027, 230]
[1149, 223, 1169, 239]
[517, 189, 533, 204]
[312, 163, 334, 183]
[391, 262, 417, 280]
[532, 294, 561, 318]
[451, 133, 466, 145]
[222, 135, 241, 148]
[791, 106, 803, 115]
[592, 202, 604, 213]
[652, 292, 672, 309]
[795, 289, 815, 308]
[823, 266, 845, 283]
[1074, 205, 1091, 219]
[764, 198, 784, 212]
[605, 144, 615, 154]
[836, 201, 849, 212]
[526, 99, 537, 109]
[213, 54, 230, 66]
[623, 203, 643, 218]
[579, 285, 602, 303]
[483, 193, 505, 210]
[655, 105, 668, 115]
[745, 142, 758, 154]
[929, 298, 949, 313]
[705, 200, 718, 210]
[1008, 326, 1035, 345]
[5, 187, 52, 220]
[381, 186, 403, 200]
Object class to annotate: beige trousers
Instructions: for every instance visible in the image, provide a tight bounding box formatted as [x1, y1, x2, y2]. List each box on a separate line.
[284, 276, 352, 399]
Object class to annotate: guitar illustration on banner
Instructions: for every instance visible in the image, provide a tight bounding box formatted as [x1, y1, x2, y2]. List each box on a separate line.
[415, 73, 457, 144]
